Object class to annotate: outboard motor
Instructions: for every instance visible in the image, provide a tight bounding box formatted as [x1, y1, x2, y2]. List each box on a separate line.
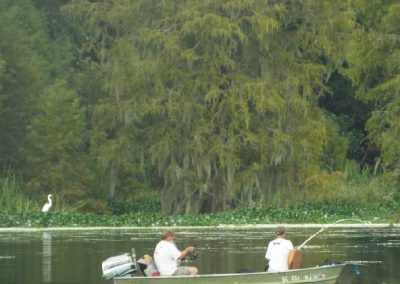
[102, 249, 138, 280]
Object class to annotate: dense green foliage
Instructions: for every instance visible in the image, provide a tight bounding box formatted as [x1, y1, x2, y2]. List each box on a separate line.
[1, 0, 400, 216]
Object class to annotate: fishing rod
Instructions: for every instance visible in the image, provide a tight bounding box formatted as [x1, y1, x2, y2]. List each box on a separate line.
[297, 218, 367, 249]
[188, 223, 222, 260]
[288, 218, 367, 269]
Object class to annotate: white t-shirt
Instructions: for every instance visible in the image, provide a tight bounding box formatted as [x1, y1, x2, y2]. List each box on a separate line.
[265, 238, 294, 272]
[154, 240, 181, 276]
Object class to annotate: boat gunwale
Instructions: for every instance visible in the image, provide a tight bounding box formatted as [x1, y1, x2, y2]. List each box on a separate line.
[114, 263, 346, 280]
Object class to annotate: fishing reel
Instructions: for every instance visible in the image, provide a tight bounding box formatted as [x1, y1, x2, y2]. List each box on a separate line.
[189, 251, 198, 261]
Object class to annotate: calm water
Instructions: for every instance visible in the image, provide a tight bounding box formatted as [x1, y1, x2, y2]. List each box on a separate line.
[0, 226, 399, 284]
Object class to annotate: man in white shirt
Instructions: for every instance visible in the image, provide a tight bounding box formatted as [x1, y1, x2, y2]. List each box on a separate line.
[265, 226, 294, 272]
[154, 230, 198, 276]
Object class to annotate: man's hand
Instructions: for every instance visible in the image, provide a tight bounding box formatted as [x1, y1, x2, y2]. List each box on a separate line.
[179, 247, 196, 260]
[186, 247, 195, 253]
[265, 260, 270, 271]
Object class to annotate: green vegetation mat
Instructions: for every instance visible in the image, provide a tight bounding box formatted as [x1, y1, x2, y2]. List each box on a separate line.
[1, 205, 398, 228]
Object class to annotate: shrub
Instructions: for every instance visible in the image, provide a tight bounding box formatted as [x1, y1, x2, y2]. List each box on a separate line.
[0, 172, 36, 213]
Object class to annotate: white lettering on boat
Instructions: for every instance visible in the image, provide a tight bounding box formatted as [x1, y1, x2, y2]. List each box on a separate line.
[281, 272, 328, 282]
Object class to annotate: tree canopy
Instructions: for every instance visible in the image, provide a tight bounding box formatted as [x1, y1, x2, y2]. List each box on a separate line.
[1, 0, 399, 214]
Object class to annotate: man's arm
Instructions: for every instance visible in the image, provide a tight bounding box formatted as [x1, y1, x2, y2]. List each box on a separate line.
[178, 246, 195, 260]
[264, 259, 270, 271]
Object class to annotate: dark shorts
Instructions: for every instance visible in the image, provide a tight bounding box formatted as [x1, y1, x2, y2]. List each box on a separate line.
[173, 266, 191, 276]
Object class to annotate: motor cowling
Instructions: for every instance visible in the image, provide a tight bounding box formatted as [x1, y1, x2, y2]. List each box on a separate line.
[102, 253, 136, 280]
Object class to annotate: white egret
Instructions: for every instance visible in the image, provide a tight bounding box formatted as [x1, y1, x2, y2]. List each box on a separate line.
[41, 194, 53, 213]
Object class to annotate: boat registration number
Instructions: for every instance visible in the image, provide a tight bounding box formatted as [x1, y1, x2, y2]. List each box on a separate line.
[282, 273, 328, 282]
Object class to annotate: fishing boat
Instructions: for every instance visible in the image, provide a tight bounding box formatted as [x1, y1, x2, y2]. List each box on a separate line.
[102, 249, 346, 284]
[113, 264, 345, 284]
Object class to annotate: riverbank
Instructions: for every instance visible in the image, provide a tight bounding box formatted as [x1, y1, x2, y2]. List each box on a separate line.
[0, 223, 399, 232]
[1, 205, 399, 228]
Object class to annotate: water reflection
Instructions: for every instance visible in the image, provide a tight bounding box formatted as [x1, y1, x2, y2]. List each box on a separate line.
[42, 231, 52, 283]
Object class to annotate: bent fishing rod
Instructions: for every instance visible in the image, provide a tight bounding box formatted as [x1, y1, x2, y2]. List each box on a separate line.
[297, 218, 367, 249]
[287, 218, 369, 269]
